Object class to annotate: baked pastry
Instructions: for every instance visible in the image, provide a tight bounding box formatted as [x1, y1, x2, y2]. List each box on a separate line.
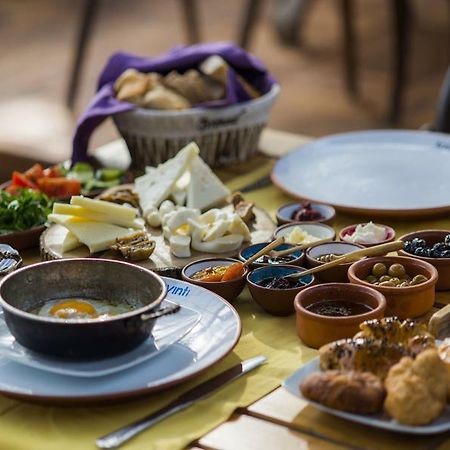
[142, 85, 191, 110]
[437, 338, 450, 400]
[163, 69, 225, 104]
[384, 349, 448, 425]
[355, 317, 433, 345]
[319, 338, 407, 380]
[300, 370, 385, 414]
[114, 69, 160, 103]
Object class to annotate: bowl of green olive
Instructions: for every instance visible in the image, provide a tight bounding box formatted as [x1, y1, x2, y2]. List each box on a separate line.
[347, 256, 438, 319]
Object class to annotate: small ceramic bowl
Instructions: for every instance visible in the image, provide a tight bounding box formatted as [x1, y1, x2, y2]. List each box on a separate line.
[276, 202, 336, 226]
[295, 283, 386, 348]
[273, 222, 336, 245]
[339, 223, 395, 247]
[348, 256, 438, 319]
[238, 242, 304, 269]
[247, 265, 315, 316]
[305, 241, 364, 283]
[181, 257, 248, 303]
[399, 230, 450, 292]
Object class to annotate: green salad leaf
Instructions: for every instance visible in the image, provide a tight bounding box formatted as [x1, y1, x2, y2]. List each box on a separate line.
[0, 189, 53, 235]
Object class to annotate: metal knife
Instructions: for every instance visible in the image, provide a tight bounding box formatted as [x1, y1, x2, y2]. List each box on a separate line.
[96, 356, 267, 449]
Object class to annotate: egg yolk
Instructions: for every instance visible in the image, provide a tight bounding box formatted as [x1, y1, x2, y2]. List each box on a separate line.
[49, 300, 97, 319]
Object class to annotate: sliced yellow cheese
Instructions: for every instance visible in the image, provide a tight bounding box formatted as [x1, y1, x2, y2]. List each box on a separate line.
[53, 203, 143, 229]
[70, 196, 137, 221]
[61, 231, 82, 252]
[48, 214, 133, 253]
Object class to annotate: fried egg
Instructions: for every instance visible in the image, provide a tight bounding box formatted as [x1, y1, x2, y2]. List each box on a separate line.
[37, 298, 133, 320]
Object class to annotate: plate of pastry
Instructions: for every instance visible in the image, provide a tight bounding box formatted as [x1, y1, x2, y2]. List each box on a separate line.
[283, 317, 450, 434]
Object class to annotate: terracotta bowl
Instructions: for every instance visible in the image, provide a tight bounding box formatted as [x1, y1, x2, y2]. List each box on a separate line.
[399, 230, 450, 291]
[247, 265, 315, 316]
[273, 222, 336, 244]
[181, 257, 248, 303]
[295, 283, 386, 349]
[276, 202, 336, 226]
[348, 256, 438, 319]
[0, 225, 46, 250]
[339, 223, 395, 247]
[238, 242, 304, 269]
[305, 241, 364, 283]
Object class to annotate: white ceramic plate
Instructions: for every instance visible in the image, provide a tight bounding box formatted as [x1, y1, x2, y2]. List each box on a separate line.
[0, 277, 241, 404]
[282, 357, 450, 435]
[272, 130, 450, 218]
[0, 300, 200, 378]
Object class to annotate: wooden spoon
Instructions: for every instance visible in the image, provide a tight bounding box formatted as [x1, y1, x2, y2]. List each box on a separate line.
[284, 240, 405, 280]
[221, 236, 285, 281]
[270, 237, 333, 258]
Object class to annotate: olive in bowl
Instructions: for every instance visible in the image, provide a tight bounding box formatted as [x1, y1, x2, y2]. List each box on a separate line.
[247, 265, 314, 316]
[305, 241, 364, 283]
[399, 230, 450, 291]
[181, 257, 248, 303]
[294, 283, 386, 348]
[239, 242, 304, 269]
[276, 202, 336, 226]
[348, 256, 438, 319]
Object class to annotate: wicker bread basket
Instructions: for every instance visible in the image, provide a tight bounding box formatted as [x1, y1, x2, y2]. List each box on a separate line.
[113, 84, 280, 169]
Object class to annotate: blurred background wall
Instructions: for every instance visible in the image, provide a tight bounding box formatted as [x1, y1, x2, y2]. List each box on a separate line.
[0, 0, 448, 159]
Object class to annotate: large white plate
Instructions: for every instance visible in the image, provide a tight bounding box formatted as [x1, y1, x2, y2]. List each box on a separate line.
[0, 301, 200, 378]
[0, 277, 241, 405]
[272, 130, 450, 218]
[282, 357, 450, 435]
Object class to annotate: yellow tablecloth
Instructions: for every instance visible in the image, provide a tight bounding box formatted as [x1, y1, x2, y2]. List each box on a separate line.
[1, 155, 450, 450]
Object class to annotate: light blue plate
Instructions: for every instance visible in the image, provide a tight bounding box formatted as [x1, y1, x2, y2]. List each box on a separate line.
[282, 357, 450, 435]
[272, 130, 450, 217]
[0, 277, 241, 404]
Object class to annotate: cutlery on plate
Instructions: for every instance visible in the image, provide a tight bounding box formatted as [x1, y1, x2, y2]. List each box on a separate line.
[285, 240, 405, 279]
[96, 355, 267, 449]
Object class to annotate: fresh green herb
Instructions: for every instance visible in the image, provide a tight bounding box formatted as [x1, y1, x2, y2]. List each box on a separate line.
[0, 189, 53, 235]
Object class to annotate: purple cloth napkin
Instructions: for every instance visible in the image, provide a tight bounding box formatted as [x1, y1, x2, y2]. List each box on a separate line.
[72, 42, 276, 163]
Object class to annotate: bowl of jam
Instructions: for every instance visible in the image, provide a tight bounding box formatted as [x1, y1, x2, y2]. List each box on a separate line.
[181, 257, 248, 303]
[294, 283, 386, 348]
[239, 242, 304, 269]
[247, 265, 315, 316]
[276, 202, 335, 226]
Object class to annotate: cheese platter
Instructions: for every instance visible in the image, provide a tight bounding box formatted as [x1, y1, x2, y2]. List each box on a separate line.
[40, 142, 276, 275]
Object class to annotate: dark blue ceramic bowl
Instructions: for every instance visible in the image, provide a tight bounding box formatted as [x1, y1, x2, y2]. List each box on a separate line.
[239, 242, 304, 269]
[247, 265, 315, 316]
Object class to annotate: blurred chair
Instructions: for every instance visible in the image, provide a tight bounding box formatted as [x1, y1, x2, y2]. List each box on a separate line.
[66, 0, 203, 110]
[243, 0, 411, 124]
[435, 66, 450, 133]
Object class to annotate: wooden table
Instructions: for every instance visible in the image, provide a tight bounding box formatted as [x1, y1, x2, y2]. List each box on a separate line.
[17, 128, 450, 450]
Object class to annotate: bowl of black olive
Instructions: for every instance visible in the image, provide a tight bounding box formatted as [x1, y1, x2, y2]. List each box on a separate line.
[399, 230, 450, 291]
[239, 242, 304, 269]
[246, 265, 315, 316]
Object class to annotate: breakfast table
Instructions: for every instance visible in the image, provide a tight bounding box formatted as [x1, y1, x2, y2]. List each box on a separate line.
[4, 128, 450, 450]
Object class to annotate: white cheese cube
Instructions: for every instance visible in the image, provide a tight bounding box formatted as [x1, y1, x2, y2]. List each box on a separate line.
[169, 235, 191, 258]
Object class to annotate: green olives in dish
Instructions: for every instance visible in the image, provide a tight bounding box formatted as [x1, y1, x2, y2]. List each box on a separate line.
[372, 263, 387, 277]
